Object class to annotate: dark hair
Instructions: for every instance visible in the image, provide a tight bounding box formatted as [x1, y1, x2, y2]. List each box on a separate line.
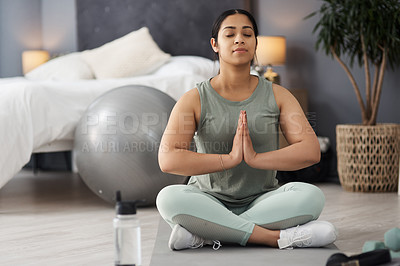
[211, 9, 259, 57]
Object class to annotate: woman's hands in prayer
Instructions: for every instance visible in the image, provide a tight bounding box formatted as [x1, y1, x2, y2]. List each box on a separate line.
[242, 110, 257, 166]
[229, 111, 244, 166]
[228, 110, 257, 168]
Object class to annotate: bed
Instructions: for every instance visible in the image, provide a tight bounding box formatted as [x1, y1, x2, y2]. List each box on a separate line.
[0, 0, 252, 189]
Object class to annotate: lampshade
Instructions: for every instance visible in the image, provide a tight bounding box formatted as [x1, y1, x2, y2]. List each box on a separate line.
[255, 36, 286, 66]
[22, 50, 50, 74]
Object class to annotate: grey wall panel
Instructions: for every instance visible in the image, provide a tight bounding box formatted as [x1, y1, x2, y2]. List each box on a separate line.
[76, 0, 251, 59]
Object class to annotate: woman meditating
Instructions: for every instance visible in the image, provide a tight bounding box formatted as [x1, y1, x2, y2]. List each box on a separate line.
[156, 9, 337, 250]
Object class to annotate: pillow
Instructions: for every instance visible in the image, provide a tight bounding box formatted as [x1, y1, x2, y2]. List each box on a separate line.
[81, 27, 171, 79]
[152, 56, 220, 78]
[25, 53, 94, 80]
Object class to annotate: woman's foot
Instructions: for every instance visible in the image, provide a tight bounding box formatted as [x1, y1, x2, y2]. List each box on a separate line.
[278, 221, 337, 249]
[168, 224, 222, 251]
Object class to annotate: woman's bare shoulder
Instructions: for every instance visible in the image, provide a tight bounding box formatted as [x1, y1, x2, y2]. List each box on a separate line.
[271, 83, 298, 109]
[184, 87, 200, 99]
[172, 88, 201, 120]
[176, 88, 200, 107]
[170, 87, 201, 127]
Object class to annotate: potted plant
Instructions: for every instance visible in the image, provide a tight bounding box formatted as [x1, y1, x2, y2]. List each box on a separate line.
[307, 0, 400, 192]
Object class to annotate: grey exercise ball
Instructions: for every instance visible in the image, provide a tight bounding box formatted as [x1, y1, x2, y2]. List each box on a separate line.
[74, 85, 186, 205]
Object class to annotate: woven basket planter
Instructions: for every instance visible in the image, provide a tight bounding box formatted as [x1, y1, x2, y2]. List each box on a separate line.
[336, 123, 400, 192]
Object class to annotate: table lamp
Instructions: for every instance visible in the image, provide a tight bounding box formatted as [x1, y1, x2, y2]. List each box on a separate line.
[22, 50, 50, 74]
[255, 36, 286, 84]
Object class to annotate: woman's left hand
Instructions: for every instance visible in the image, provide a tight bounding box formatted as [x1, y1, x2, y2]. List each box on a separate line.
[242, 111, 257, 167]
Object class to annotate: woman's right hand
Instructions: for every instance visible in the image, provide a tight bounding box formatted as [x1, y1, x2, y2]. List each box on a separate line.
[228, 111, 244, 166]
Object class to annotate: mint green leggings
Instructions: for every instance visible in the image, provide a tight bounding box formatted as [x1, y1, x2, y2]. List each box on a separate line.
[156, 182, 325, 246]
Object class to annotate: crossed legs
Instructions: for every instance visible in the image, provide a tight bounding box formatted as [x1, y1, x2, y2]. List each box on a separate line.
[156, 182, 326, 247]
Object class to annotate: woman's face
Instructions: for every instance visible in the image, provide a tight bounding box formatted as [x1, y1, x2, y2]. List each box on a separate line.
[212, 13, 257, 66]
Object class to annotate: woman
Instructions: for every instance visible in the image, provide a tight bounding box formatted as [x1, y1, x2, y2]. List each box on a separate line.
[156, 9, 337, 250]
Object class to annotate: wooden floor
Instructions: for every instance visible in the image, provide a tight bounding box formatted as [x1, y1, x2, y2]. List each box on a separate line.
[0, 170, 399, 266]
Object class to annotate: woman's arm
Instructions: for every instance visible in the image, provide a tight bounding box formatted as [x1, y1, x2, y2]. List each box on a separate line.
[158, 88, 243, 176]
[244, 84, 320, 171]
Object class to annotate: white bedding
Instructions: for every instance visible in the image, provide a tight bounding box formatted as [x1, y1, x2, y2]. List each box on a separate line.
[0, 56, 218, 189]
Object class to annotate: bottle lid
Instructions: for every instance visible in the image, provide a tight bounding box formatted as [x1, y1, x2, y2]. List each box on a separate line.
[115, 191, 144, 215]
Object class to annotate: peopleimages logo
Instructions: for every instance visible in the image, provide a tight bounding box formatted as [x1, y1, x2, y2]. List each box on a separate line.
[79, 140, 230, 153]
[77, 110, 318, 153]
[80, 111, 170, 135]
[198, 141, 231, 153]
[80, 140, 161, 153]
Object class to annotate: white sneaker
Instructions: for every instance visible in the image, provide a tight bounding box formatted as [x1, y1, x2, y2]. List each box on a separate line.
[278, 221, 337, 249]
[168, 224, 222, 251]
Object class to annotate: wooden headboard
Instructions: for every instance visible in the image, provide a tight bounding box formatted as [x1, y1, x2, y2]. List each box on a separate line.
[76, 0, 252, 59]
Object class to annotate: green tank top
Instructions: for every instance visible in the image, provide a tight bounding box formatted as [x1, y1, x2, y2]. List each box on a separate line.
[188, 76, 280, 207]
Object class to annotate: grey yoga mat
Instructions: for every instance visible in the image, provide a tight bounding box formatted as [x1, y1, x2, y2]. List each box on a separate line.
[149, 218, 339, 266]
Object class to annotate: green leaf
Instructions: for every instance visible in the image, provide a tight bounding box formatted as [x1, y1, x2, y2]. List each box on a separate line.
[305, 0, 400, 70]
